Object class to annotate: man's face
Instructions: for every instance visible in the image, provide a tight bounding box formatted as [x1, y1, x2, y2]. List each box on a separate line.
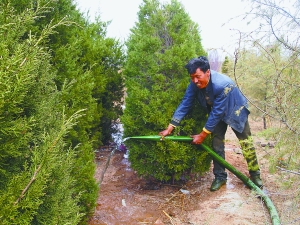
[190, 68, 210, 89]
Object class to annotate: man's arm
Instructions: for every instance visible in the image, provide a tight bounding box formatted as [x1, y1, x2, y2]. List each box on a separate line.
[159, 81, 197, 136]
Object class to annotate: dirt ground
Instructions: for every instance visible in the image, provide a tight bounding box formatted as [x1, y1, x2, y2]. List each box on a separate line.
[88, 118, 294, 225]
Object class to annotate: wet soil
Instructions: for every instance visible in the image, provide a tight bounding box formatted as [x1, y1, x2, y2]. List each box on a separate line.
[88, 118, 287, 225]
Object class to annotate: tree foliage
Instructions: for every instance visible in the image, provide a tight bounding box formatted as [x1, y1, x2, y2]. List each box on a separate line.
[122, 0, 212, 182]
[0, 0, 125, 223]
[0, 2, 83, 224]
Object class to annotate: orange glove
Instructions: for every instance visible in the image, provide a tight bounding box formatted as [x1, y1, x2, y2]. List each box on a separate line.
[191, 131, 208, 145]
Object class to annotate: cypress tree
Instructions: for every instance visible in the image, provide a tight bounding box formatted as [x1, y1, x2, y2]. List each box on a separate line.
[122, 0, 212, 182]
[0, 0, 127, 223]
[0, 2, 84, 224]
[46, 12, 125, 218]
[4, 0, 125, 220]
[221, 56, 230, 74]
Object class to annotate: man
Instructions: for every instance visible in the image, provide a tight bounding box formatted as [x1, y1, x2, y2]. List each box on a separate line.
[159, 56, 263, 191]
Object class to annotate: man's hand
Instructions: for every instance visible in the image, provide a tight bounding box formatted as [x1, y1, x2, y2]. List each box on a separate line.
[191, 131, 208, 145]
[159, 124, 174, 137]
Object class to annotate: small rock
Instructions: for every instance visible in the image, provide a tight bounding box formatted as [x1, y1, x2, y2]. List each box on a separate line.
[180, 189, 190, 195]
[268, 142, 276, 148]
[233, 148, 242, 154]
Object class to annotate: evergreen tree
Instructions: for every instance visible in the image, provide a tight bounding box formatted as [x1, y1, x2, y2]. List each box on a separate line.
[0, 0, 126, 223]
[221, 56, 230, 74]
[122, 0, 212, 182]
[0, 2, 84, 224]
[8, 0, 125, 147]
[44, 8, 125, 217]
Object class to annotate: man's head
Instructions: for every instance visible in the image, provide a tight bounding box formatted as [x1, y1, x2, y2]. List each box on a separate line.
[185, 56, 210, 89]
[185, 56, 210, 74]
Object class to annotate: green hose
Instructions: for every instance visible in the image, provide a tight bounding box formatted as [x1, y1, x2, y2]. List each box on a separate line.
[125, 135, 281, 225]
[125, 135, 193, 142]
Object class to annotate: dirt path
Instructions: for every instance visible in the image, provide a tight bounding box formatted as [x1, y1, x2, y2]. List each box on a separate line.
[88, 119, 282, 225]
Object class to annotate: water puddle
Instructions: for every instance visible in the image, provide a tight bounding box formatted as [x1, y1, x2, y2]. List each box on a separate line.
[121, 158, 132, 171]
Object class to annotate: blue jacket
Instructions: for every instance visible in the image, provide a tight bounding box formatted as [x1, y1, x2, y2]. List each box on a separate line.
[171, 70, 249, 133]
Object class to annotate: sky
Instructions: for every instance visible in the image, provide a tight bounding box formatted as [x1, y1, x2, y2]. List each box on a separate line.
[74, 0, 253, 54]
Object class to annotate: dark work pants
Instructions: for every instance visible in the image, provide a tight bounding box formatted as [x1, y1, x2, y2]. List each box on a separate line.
[212, 120, 260, 181]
